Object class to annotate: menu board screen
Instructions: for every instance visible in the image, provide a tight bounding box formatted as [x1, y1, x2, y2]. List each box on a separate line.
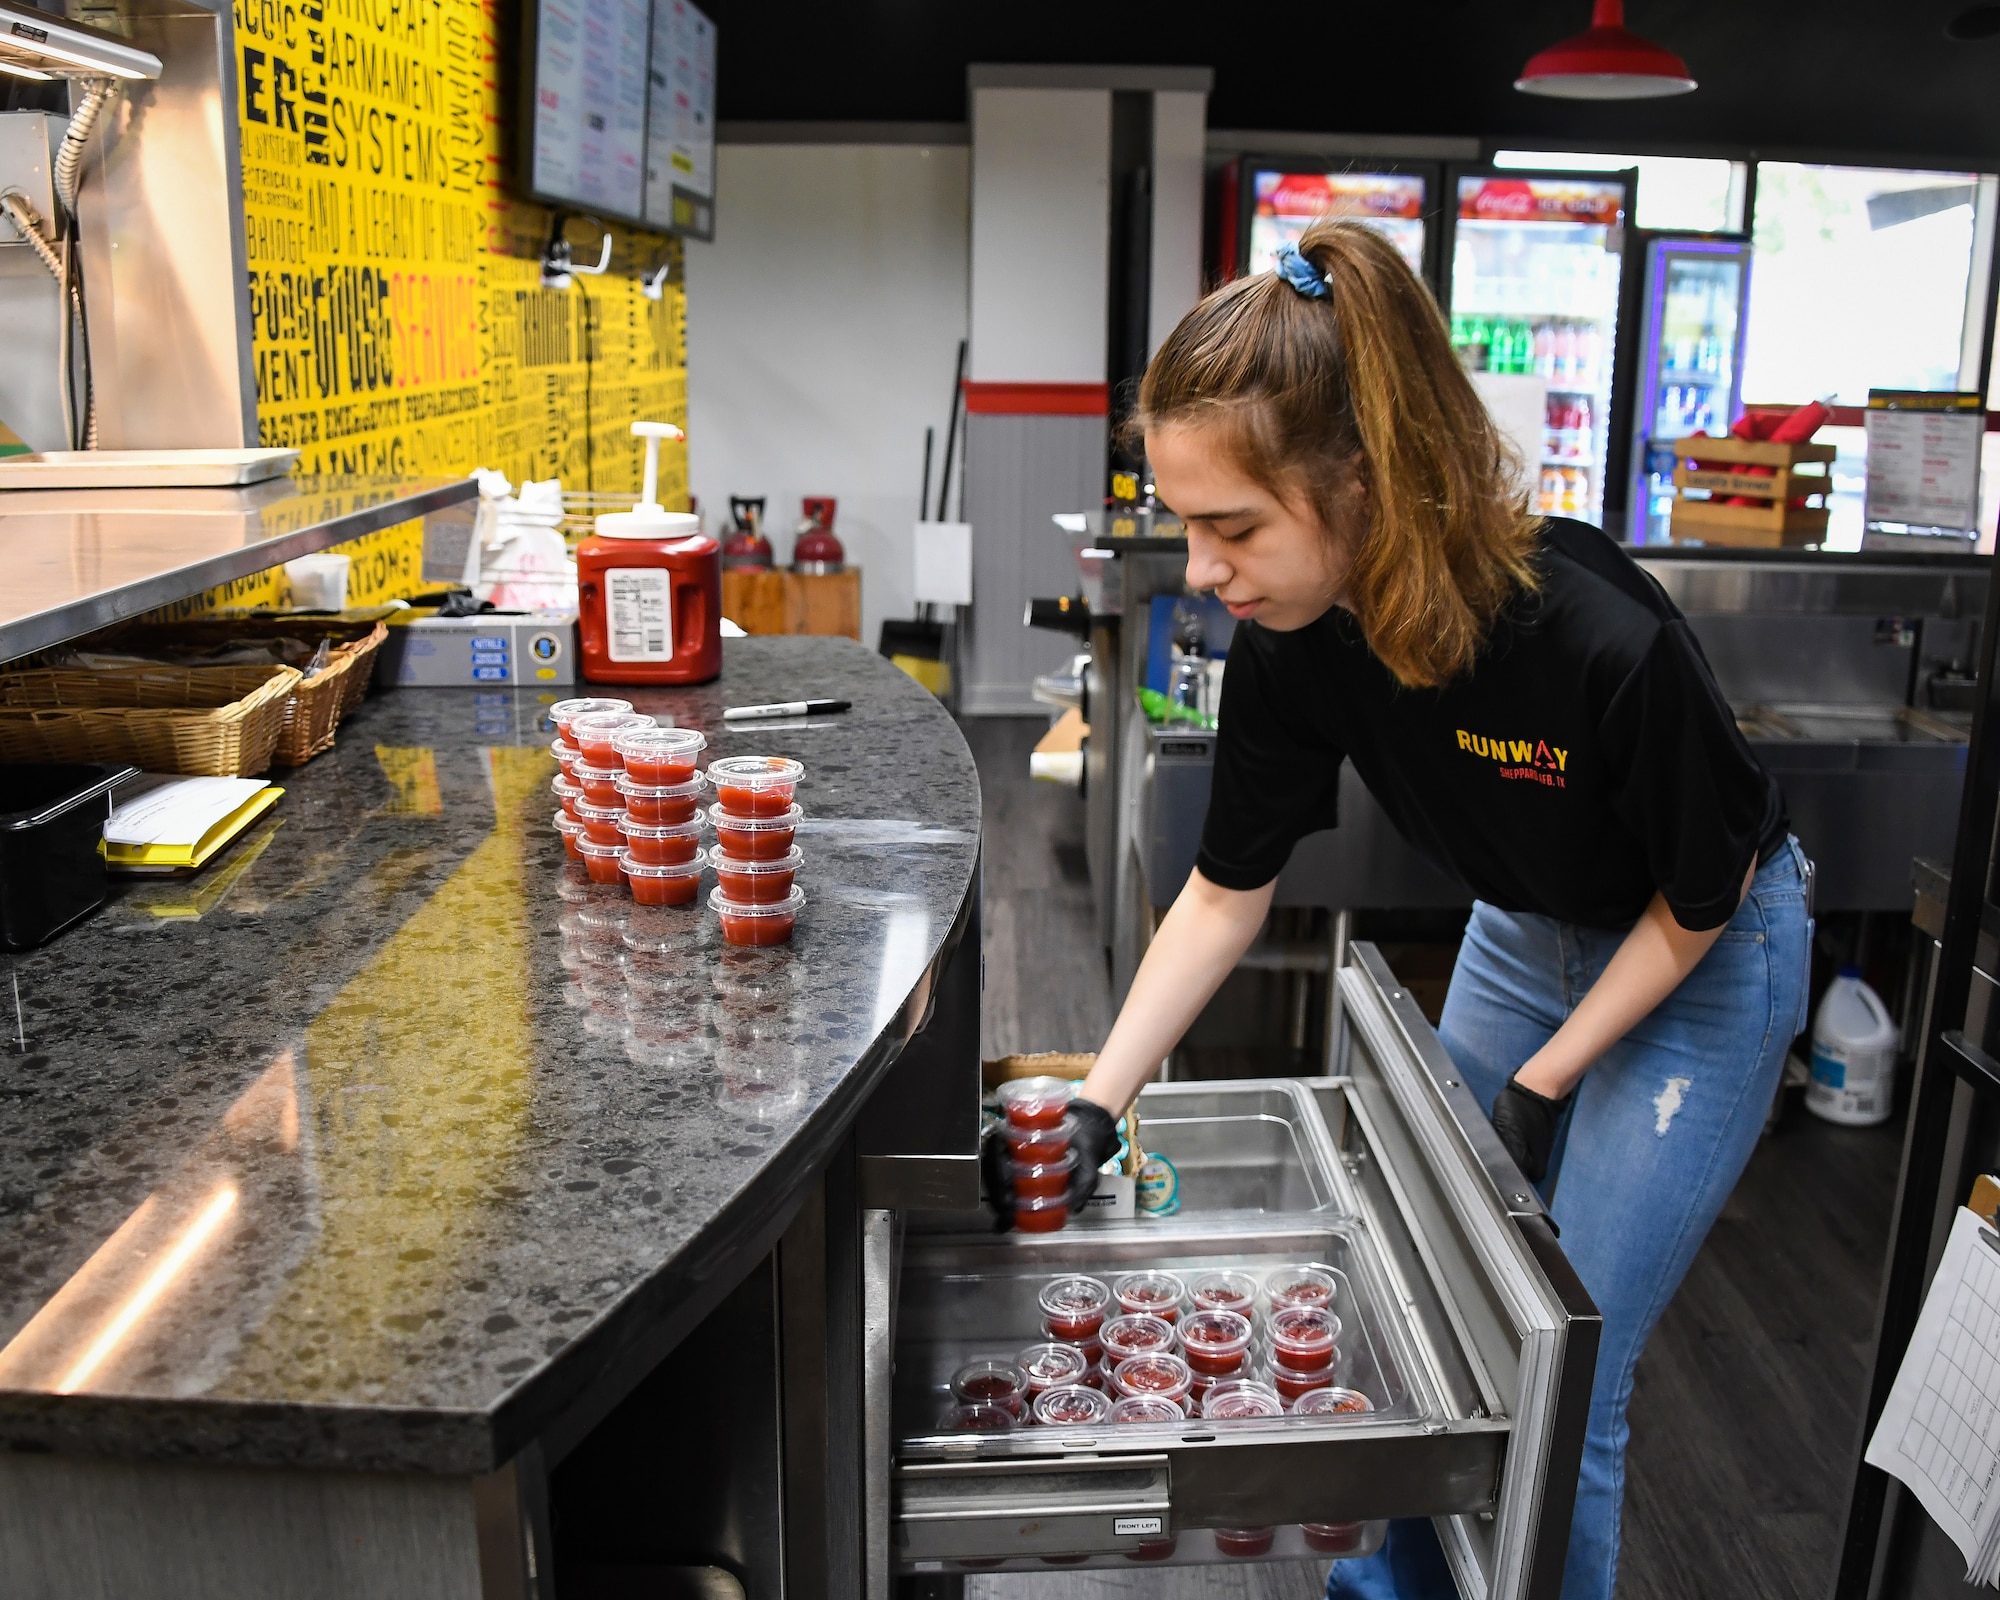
[525, 0, 715, 233]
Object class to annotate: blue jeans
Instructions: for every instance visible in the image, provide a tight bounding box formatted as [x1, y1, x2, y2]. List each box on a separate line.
[1328, 840, 1812, 1600]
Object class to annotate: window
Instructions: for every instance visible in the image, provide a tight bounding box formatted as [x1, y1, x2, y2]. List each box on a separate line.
[1742, 163, 1994, 406]
[1491, 151, 1746, 232]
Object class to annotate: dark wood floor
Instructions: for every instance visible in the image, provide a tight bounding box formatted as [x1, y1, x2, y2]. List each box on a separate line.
[962, 716, 1904, 1600]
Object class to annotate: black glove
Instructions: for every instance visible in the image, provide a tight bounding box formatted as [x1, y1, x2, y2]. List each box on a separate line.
[1065, 1098, 1121, 1215]
[1489, 1075, 1572, 1184]
[979, 1096, 1122, 1230]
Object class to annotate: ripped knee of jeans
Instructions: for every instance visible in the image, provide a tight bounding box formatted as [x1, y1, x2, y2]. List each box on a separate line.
[1653, 1076, 1693, 1135]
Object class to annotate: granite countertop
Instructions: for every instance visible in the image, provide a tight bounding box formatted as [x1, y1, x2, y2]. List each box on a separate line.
[0, 637, 980, 1474]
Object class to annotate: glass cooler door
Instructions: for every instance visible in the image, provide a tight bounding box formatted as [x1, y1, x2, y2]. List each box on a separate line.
[1447, 170, 1634, 528]
[1629, 236, 1751, 543]
[880, 944, 1598, 1598]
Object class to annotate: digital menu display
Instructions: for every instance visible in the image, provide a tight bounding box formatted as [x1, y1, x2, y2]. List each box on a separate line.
[524, 0, 715, 235]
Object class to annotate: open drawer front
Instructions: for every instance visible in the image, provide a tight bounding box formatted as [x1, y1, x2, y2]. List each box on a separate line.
[887, 944, 1598, 1598]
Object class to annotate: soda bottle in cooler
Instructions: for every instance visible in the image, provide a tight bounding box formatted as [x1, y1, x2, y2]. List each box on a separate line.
[1554, 323, 1577, 385]
[1575, 397, 1594, 462]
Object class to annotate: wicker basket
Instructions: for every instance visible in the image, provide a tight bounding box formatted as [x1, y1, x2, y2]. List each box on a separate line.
[0, 665, 302, 776]
[83, 617, 389, 767]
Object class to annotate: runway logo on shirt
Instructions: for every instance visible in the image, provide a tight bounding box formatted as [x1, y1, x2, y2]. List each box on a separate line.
[1456, 730, 1567, 788]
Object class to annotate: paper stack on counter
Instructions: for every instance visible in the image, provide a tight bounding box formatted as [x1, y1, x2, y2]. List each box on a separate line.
[101, 774, 284, 875]
[1865, 1205, 2000, 1588]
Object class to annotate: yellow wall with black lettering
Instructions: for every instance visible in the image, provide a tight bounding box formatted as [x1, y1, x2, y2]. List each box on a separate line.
[227, 0, 689, 597]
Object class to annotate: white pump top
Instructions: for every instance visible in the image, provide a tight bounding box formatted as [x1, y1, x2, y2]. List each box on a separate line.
[595, 420, 702, 540]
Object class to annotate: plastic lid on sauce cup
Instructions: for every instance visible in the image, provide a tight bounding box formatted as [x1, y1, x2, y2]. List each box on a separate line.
[1005, 1112, 1076, 1156]
[1180, 1309, 1253, 1360]
[613, 724, 706, 762]
[940, 1401, 1014, 1433]
[1266, 1265, 1337, 1311]
[1038, 1275, 1112, 1324]
[708, 885, 805, 917]
[1291, 1386, 1374, 1417]
[576, 797, 627, 827]
[1012, 1193, 1069, 1231]
[570, 710, 655, 744]
[708, 754, 803, 792]
[577, 837, 626, 880]
[618, 815, 705, 842]
[1033, 1384, 1112, 1427]
[1189, 1270, 1259, 1318]
[1201, 1379, 1285, 1420]
[550, 697, 632, 735]
[1099, 1313, 1176, 1364]
[618, 773, 707, 801]
[1016, 1342, 1092, 1393]
[950, 1358, 1029, 1411]
[1109, 1394, 1186, 1424]
[619, 855, 706, 883]
[706, 801, 805, 833]
[1113, 1270, 1186, 1320]
[551, 736, 580, 764]
[1109, 1352, 1192, 1403]
[1010, 1150, 1077, 1192]
[1270, 1305, 1342, 1362]
[707, 843, 804, 874]
[553, 772, 583, 799]
[554, 812, 585, 845]
[997, 1075, 1072, 1122]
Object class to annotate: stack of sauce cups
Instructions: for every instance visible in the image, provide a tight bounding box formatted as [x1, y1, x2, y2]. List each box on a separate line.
[706, 757, 805, 944]
[565, 710, 654, 888]
[613, 726, 709, 905]
[550, 699, 633, 869]
[998, 1076, 1079, 1232]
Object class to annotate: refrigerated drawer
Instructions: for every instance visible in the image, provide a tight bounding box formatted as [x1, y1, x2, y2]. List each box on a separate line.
[883, 945, 1598, 1600]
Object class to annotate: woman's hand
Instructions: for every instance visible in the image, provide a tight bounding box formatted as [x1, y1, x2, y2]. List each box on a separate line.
[1077, 869, 1276, 1118]
[1510, 865, 1756, 1105]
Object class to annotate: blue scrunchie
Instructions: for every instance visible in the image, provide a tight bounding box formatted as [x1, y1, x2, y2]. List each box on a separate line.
[1274, 241, 1331, 300]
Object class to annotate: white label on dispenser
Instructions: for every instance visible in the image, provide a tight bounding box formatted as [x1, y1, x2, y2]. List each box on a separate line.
[1114, 1517, 1164, 1537]
[606, 568, 673, 662]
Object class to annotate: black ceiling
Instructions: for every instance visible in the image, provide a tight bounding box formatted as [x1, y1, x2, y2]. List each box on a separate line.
[700, 0, 2000, 165]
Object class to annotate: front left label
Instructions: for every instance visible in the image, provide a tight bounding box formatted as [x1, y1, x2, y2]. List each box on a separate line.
[606, 567, 674, 662]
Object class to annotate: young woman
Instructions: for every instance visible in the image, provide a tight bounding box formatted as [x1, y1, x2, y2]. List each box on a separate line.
[1054, 222, 1812, 1600]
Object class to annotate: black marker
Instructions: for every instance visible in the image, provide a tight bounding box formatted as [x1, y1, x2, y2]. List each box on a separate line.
[723, 698, 852, 722]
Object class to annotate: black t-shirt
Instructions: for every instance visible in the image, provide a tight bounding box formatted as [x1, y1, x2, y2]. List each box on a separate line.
[1195, 518, 1788, 931]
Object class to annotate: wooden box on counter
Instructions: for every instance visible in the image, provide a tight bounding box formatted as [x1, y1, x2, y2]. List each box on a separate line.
[721, 568, 862, 639]
[1668, 436, 1837, 547]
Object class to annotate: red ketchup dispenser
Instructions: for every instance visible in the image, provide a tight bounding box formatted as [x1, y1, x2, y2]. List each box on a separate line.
[577, 421, 722, 685]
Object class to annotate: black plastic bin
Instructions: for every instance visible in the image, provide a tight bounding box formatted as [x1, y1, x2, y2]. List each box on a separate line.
[0, 763, 138, 951]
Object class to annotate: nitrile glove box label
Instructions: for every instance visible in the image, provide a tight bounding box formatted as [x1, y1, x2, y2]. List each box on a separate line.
[375, 614, 579, 688]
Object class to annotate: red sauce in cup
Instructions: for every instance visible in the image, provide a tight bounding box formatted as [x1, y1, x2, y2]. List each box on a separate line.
[1273, 1362, 1338, 1404]
[1201, 1380, 1284, 1421]
[708, 756, 803, 816]
[551, 697, 632, 740]
[576, 799, 626, 846]
[1110, 1353, 1192, 1406]
[619, 774, 705, 825]
[1108, 1395, 1184, 1424]
[1126, 1538, 1179, 1561]
[711, 885, 804, 947]
[1179, 1310, 1252, 1376]
[1011, 1152, 1074, 1200]
[1032, 1383, 1111, 1426]
[574, 762, 624, 808]
[1291, 1385, 1373, 1417]
[614, 725, 705, 786]
[708, 802, 802, 860]
[997, 1075, 1071, 1131]
[550, 737, 581, 780]
[569, 710, 654, 765]
[1005, 1115, 1074, 1162]
[1266, 1265, 1337, 1312]
[1016, 1342, 1091, 1397]
[554, 812, 585, 859]
[951, 1359, 1028, 1416]
[619, 816, 703, 866]
[710, 845, 803, 903]
[622, 856, 704, 906]
[1189, 1270, 1258, 1321]
[1302, 1522, 1367, 1554]
[1012, 1194, 1068, 1232]
[1270, 1305, 1340, 1372]
[941, 1402, 1014, 1432]
[1213, 1527, 1275, 1558]
[1099, 1314, 1176, 1364]
[578, 838, 625, 884]
[1113, 1271, 1185, 1325]
[1038, 1277, 1110, 1343]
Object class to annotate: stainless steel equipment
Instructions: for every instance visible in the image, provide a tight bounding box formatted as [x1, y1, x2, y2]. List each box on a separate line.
[885, 944, 1598, 1594]
[1065, 523, 1987, 997]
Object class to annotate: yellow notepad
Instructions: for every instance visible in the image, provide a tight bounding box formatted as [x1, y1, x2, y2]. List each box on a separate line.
[100, 775, 285, 874]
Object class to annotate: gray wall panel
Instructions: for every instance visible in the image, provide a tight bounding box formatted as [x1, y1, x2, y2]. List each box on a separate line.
[962, 412, 1106, 714]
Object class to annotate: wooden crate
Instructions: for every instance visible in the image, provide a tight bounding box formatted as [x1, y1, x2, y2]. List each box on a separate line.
[1668, 437, 1837, 547]
[721, 568, 862, 639]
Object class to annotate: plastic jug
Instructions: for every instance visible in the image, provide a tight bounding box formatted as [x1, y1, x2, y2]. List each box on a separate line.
[576, 421, 722, 686]
[1804, 965, 1898, 1126]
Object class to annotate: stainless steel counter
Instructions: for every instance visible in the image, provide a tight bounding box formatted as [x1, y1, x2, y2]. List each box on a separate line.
[0, 473, 477, 663]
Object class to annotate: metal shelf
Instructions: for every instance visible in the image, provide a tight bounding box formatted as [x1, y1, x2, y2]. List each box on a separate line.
[0, 473, 476, 664]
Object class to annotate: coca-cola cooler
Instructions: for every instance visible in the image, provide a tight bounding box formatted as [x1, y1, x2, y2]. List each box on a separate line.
[1215, 156, 1445, 293]
[1444, 167, 1639, 529]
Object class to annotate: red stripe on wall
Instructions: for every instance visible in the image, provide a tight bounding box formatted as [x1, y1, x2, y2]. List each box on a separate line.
[962, 381, 1110, 416]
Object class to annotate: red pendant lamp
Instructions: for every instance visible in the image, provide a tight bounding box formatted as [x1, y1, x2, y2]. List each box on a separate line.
[1515, 0, 1696, 98]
